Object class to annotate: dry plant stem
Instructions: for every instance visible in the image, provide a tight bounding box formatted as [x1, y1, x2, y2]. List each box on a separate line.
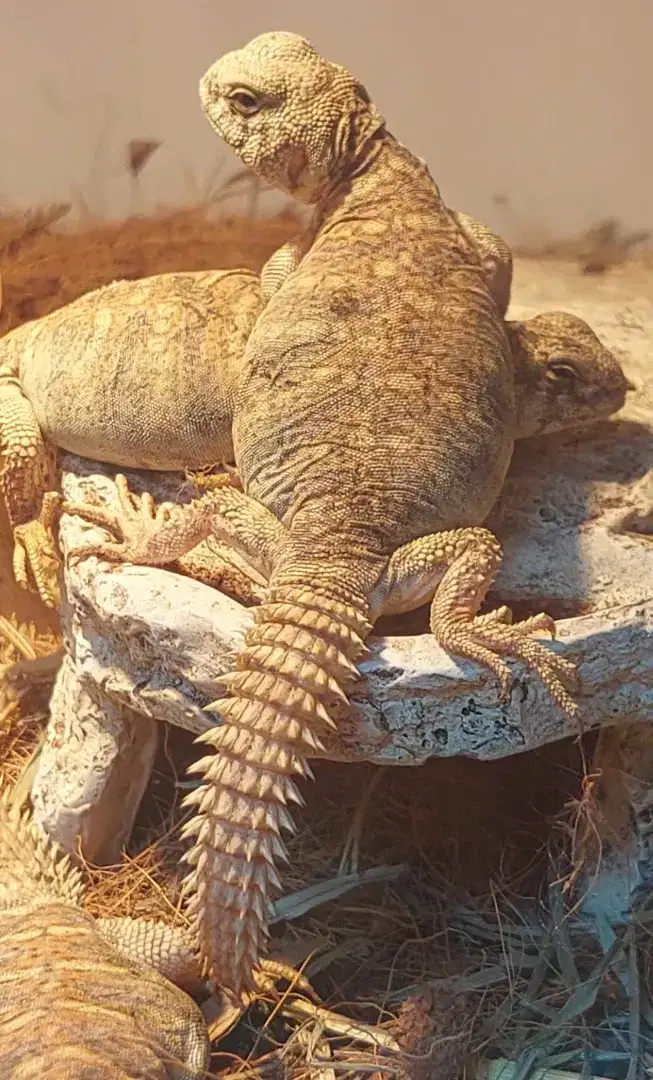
[575, 722, 653, 926]
[0, 614, 39, 658]
[281, 997, 401, 1052]
[338, 766, 388, 874]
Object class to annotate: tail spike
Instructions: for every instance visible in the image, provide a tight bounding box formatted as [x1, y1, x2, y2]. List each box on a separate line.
[180, 583, 371, 994]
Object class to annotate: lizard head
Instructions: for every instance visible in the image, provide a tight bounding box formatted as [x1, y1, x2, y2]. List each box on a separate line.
[508, 311, 634, 438]
[199, 31, 385, 203]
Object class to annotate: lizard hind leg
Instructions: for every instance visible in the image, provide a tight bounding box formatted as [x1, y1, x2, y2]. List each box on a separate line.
[382, 527, 579, 717]
[179, 581, 372, 997]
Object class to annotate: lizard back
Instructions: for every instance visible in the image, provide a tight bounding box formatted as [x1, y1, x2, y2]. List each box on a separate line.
[0, 788, 209, 1078]
[15, 268, 262, 470]
[0, 903, 207, 1078]
[234, 139, 515, 561]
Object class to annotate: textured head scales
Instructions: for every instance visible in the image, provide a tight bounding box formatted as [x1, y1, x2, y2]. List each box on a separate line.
[199, 30, 385, 202]
[512, 310, 631, 436]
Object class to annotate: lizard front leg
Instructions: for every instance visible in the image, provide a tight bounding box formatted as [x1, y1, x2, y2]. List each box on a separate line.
[377, 526, 578, 716]
[260, 239, 304, 300]
[0, 375, 60, 607]
[452, 211, 513, 317]
[63, 472, 287, 582]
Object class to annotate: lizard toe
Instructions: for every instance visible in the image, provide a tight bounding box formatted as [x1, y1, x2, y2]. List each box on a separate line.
[12, 517, 61, 609]
[65, 540, 134, 568]
[60, 499, 122, 535]
[434, 610, 579, 716]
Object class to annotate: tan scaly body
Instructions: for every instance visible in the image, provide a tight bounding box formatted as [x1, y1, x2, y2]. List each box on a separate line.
[0, 268, 263, 605]
[0, 215, 627, 609]
[0, 785, 209, 1078]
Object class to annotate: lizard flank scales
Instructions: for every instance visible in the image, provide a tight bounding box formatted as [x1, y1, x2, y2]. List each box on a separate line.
[0, 784, 209, 1078]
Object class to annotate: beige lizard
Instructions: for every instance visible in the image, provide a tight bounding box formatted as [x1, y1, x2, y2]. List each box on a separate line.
[59, 31, 623, 999]
[0, 782, 210, 1077]
[0, 240, 628, 609]
[0, 267, 263, 608]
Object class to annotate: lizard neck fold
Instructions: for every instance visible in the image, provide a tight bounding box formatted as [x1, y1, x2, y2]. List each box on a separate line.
[321, 136, 442, 217]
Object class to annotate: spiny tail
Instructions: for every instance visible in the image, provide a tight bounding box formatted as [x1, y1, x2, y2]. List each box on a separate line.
[180, 584, 371, 995]
[0, 784, 85, 910]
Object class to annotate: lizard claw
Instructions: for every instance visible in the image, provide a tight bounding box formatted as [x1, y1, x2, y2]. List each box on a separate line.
[435, 608, 579, 717]
[247, 958, 317, 1003]
[12, 491, 62, 608]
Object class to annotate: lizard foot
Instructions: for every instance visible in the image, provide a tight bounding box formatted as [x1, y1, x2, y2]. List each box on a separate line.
[209, 958, 317, 1041]
[64, 472, 286, 577]
[381, 527, 579, 717]
[434, 604, 578, 716]
[62, 474, 192, 568]
[12, 491, 62, 608]
[247, 958, 317, 1003]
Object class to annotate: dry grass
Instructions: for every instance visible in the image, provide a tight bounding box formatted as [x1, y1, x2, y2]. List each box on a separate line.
[512, 215, 652, 276]
[0, 178, 646, 1078]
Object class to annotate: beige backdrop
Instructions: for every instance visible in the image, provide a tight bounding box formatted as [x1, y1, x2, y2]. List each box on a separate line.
[1, 0, 650, 243]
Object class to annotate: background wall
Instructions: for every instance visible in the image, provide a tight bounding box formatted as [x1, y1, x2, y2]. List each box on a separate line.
[1, 0, 651, 244]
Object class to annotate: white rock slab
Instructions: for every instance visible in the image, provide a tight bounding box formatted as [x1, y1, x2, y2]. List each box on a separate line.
[31, 651, 158, 862]
[53, 449, 651, 768]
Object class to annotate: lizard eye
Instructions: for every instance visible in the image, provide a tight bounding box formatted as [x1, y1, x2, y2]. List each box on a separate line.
[546, 358, 581, 382]
[227, 88, 263, 116]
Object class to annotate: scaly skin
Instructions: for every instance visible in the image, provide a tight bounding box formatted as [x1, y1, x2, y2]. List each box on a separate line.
[0, 215, 628, 609]
[0, 784, 209, 1078]
[61, 31, 632, 997]
[0, 267, 264, 607]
